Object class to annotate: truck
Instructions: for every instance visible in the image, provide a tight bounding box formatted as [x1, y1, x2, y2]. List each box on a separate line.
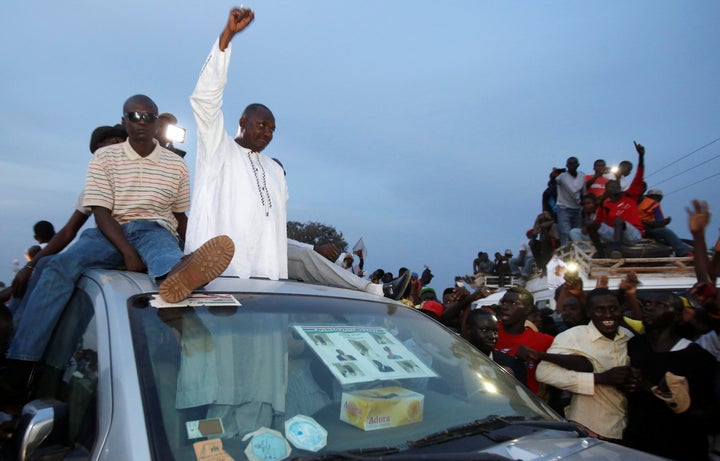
[473, 240, 697, 310]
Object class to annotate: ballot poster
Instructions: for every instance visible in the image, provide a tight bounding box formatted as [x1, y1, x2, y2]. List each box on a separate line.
[293, 325, 437, 385]
[151, 293, 241, 308]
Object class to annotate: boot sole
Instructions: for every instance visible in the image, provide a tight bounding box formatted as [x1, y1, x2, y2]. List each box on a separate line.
[159, 235, 235, 303]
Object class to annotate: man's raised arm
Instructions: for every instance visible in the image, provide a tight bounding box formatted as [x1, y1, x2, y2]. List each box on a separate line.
[190, 7, 255, 162]
[219, 7, 254, 51]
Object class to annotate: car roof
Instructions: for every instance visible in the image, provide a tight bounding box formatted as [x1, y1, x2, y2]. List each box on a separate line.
[81, 268, 389, 303]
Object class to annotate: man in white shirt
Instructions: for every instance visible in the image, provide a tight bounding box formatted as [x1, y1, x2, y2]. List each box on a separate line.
[508, 240, 533, 279]
[186, 8, 407, 298]
[550, 157, 586, 246]
[186, 7, 287, 280]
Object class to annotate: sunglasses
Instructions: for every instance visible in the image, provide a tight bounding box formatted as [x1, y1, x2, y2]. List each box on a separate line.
[124, 111, 159, 123]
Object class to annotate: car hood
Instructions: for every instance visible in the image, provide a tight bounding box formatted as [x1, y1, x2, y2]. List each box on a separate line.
[479, 430, 668, 460]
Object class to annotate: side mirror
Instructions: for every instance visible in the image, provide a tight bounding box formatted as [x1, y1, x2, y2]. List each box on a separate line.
[15, 399, 68, 461]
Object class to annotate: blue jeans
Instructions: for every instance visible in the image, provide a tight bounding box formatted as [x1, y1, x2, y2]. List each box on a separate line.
[598, 222, 642, 243]
[7, 255, 53, 329]
[569, 228, 591, 242]
[645, 227, 692, 256]
[557, 207, 582, 246]
[7, 221, 183, 362]
[509, 255, 534, 278]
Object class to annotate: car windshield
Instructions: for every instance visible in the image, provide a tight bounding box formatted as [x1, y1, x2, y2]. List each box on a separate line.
[128, 292, 558, 460]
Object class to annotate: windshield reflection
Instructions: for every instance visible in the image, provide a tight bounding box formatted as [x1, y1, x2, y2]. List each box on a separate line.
[130, 293, 557, 460]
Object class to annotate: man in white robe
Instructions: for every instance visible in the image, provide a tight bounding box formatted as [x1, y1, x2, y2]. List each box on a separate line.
[187, 8, 400, 298]
[186, 8, 287, 280]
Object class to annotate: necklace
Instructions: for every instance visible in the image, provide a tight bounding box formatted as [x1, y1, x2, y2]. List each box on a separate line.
[248, 151, 272, 217]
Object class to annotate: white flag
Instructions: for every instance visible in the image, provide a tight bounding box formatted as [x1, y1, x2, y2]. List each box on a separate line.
[352, 238, 367, 260]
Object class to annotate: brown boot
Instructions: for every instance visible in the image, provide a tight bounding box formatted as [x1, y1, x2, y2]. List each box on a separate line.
[159, 235, 235, 303]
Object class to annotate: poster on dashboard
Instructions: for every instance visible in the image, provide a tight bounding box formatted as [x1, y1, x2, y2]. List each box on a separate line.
[293, 325, 437, 385]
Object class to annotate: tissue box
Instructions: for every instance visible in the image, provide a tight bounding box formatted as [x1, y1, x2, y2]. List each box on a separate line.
[340, 386, 424, 431]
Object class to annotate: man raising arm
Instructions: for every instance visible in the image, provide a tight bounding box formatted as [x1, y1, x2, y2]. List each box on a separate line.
[186, 7, 288, 280]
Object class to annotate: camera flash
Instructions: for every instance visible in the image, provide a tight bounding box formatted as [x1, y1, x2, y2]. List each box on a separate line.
[165, 124, 186, 144]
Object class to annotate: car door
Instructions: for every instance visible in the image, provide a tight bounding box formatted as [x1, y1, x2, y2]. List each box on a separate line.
[18, 276, 112, 460]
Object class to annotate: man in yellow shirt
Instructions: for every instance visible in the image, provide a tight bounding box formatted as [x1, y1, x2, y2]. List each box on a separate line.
[536, 288, 634, 440]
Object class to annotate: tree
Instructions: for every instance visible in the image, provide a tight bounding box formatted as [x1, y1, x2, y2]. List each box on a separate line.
[287, 221, 348, 252]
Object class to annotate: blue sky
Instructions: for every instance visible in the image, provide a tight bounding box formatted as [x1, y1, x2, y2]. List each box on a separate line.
[1, 1, 719, 291]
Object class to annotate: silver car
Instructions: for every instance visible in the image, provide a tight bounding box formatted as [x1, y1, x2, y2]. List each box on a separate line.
[4, 270, 667, 460]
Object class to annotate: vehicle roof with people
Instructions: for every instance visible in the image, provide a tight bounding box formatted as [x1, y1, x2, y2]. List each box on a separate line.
[472, 240, 697, 310]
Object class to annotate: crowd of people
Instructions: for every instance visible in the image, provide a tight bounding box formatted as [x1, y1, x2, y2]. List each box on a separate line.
[471, 249, 524, 286]
[0, 7, 717, 461]
[349, 146, 719, 461]
[409, 199, 718, 461]
[469, 142, 695, 289]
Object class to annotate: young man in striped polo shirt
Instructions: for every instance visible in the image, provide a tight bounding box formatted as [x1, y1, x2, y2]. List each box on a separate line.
[0, 95, 234, 405]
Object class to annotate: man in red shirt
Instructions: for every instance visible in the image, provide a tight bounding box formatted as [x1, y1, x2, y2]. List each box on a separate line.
[588, 142, 645, 258]
[584, 159, 612, 198]
[495, 287, 554, 394]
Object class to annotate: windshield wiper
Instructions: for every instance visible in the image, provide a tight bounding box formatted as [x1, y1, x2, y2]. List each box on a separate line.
[407, 415, 520, 448]
[291, 446, 400, 461]
[293, 448, 515, 461]
[501, 419, 588, 437]
[408, 415, 582, 449]
[293, 417, 584, 460]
